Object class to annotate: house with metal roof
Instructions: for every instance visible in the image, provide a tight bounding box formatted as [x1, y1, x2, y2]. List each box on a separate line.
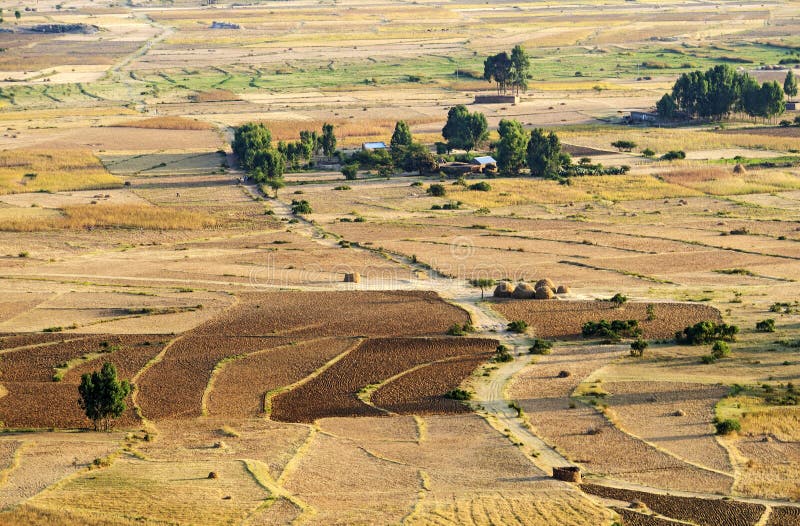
[362, 142, 388, 151]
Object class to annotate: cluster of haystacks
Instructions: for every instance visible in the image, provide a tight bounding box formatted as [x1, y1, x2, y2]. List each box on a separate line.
[493, 279, 570, 299]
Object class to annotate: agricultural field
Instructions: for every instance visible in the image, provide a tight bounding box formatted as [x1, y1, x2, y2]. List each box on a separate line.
[0, 0, 799, 524]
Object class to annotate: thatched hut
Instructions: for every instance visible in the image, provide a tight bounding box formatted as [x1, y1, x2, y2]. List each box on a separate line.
[535, 278, 555, 291]
[556, 285, 570, 294]
[513, 283, 536, 299]
[493, 282, 514, 298]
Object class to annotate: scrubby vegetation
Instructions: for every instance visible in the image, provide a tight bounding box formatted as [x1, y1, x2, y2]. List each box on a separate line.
[675, 321, 738, 345]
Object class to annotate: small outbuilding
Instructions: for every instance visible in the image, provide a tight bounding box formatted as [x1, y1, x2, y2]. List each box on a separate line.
[629, 111, 658, 123]
[787, 102, 798, 111]
[362, 142, 388, 151]
[472, 156, 498, 173]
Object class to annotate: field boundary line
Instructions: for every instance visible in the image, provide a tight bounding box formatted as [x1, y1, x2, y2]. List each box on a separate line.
[263, 337, 364, 417]
[276, 426, 318, 487]
[0, 439, 28, 491]
[241, 459, 315, 521]
[413, 415, 427, 445]
[400, 469, 431, 525]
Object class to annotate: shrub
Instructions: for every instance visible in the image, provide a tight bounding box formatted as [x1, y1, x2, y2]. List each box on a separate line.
[661, 150, 686, 161]
[290, 200, 312, 215]
[646, 304, 656, 321]
[445, 388, 471, 400]
[630, 339, 648, 357]
[609, 293, 627, 306]
[642, 148, 655, 158]
[493, 345, 513, 362]
[755, 319, 776, 333]
[675, 321, 738, 345]
[333, 185, 351, 191]
[701, 354, 717, 364]
[507, 320, 529, 333]
[611, 140, 637, 152]
[468, 181, 492, 191]
[715, 418, 741, 435]
[447, 322, 474, 336]
[341, 163, 358, 180]
[711, 340, 730, 359]
[427, 183, 446, 197]
[583, 319, 641, 340]
[529, 339, 553, 355]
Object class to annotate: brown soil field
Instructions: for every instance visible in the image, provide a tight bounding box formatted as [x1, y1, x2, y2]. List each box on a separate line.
[137, 335, 293, 421]
[371, 354, 491, 415]
[209, 291, 471, 339]
[603, 381, 732, 473]
[35, 127, 224, 152]
[581, 484, 766, 526]
[271, 337, 496, 423]
[109, 117, 215, 131]
[732, 437, 800, 501]
[717, 126, 800, 138]
[0, 334, 166, 428]
[206, 337, 358, 418]
[767, 507, 800, 526]
[491, 300, 722, 339]
[614, 508, 687, 526]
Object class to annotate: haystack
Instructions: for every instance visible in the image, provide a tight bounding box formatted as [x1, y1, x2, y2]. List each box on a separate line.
[493, 281, 514, 298]
[535, 287, 555, 300]
[556, 285, 570, 294]
[343, 272, 361, 283]
[733, 163, 746, 174]
[535, 278, 555, 291]
[513, 283, 536, 299]
[552, 466, 581, 483]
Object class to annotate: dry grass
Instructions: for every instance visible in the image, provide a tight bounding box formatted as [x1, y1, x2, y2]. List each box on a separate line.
[0, 204, 216, 231]
[109, 117, 215, 131]
[192, 89, 240, 103]
[662, 170, 800, 195]
[0, 150, 121, 195]
[258, 117, 439, 144]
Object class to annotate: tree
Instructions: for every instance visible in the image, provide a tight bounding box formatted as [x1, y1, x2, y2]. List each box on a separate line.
[526, 128, 563, 179]
[232, 123, 272, 171]
[484, 52, 512, 95]
[495, 119, 528, 175]
[14, 9, 20, 20]
[263, 177, 285, 198]
[656, 93, 678, 119]
[630, 339, 648, 357]
[341, 163, 358, 180]
[291, 199, 312, 215]
[320, 123, 337, 159]
[509, 45, 530, 96]
[611, 140, 637, 152]
[78, 362, 131, 432]
[427, 183, 446, 197]
[399, 142, 437, 174]
[469, 278, 496, 299]
[442, 105, 488, 152]
[298, 130, 317, 161]
[252, 149, 285, 181]
[784, 70, 798, 99]
[390, 121, 412, 151]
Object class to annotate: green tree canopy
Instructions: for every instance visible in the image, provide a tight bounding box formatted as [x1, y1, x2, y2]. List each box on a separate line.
[78, 362, 131, 432]
[252, 149, 285, 181]
[442, 105, 488, 152]
[526, 128, 564, 179]
[656, 93, 678, 119]
[484, 52, 512, 95]
[320, 123, 337, 158]
[495, 119, 528, 175]
[509, 45, 530, 95]
[390, 121, 413, 150]
[784, 70, 798, 99]
[232, 123, 272, 171]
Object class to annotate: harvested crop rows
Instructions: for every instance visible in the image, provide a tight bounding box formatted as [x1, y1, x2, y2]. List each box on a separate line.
[371, 354, 492, 415]
[206, 337, 359, 418]
[613, 508, 688, 526]
[581, 484, 765, 526]
[491, 300, 721, 339]
[0, 334, 167, 429]
[767, 507, 800, 526]
[271, 337, 496, 423]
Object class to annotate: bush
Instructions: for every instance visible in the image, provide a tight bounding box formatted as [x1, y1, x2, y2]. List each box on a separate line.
[427, 183, 446, 197]
[507, 320, 529, 333]
[493, 345, 513, 362]
[630, 339, 648, 357]
[711, 340, 730, 359]
[675, 321, 738, 345]
[661, 150, 686, 161]
[715, 418, 741, 435]
[341, 164, 358, 180]
[529, 339, 553, 355]
[468, 181, 492, 191]
[333, 185, 351, 191]
[447, 322, 474, 336]
[290, 199, 312, 215]
[609, 293, 627, 306]
[445, 388, 471, 400]
[641, 148, 655, 158]
[701, 354, 717, 364]
[583, 319, 641, 340]
[611, 140, 637, 152]
[755, 319, 776, 333]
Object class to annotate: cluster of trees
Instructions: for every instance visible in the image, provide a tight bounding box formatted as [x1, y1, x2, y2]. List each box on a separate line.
[78, 362, 130, 432]
[657, 65, 791, 121]
[483, 45, 531, 96]
[232, 122, 337, 194]
[341, 120, 437, 177]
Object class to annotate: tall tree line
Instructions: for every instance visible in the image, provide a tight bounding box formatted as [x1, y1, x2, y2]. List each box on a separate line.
[483, 45, 531, 96]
